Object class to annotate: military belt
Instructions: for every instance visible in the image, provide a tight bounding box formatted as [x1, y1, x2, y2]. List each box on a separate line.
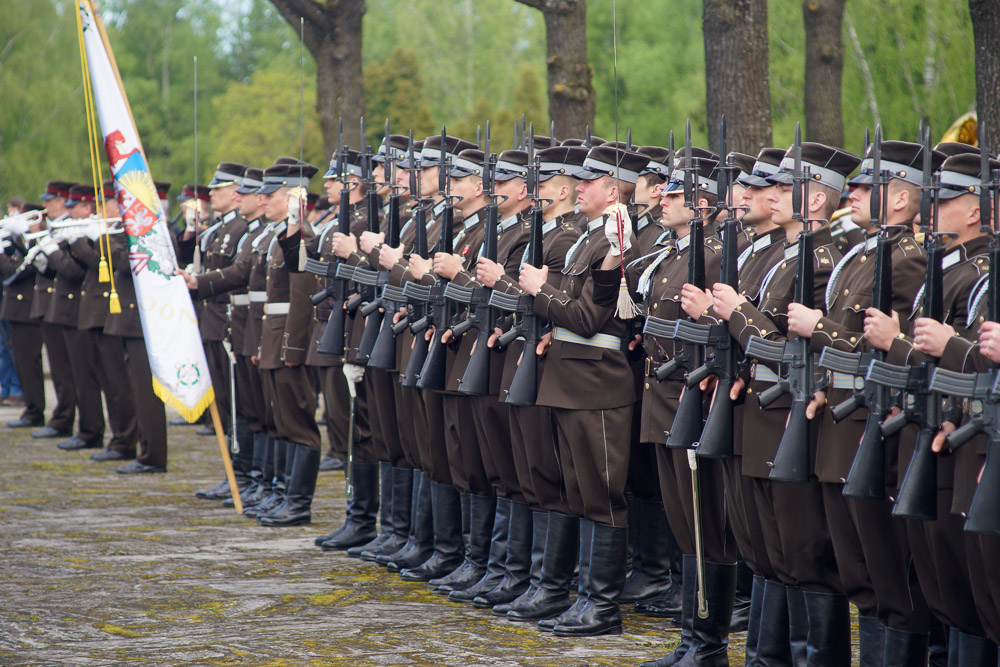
[829, 371, 857, 390]
[264, 302, 290, 316]
[551, 326, 622, 352]
[249, 291, 267, 303]
[230, 294, 250, 307]
[752, 363, 781, 384]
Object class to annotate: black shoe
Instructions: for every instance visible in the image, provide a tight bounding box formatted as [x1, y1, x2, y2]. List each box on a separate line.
[195, 478, 233, 501]
[507, 511, 577, 622]
[552, 521, 626, 638]
[196, 425, 216, 436]
[320, 461, 380, 550]
[471, 500, 533, 608]
[33, 425, 71, 438]
[258, 444, 320, 527]
[117, 460, 167, 474]
[635, 579, 683, 618]
[399, 482, 464, 582]
[8, 417, 44, 429]
[57, 435, 102, 450]
[168, 416, 190, 426]
[319, 454, 345, 471]
[449, 497, 512, 603]
[90, 448, 134, 462]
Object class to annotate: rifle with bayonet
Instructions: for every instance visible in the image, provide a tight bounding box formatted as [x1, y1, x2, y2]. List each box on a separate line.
[867, 122, 950, 520]
[416, 126, 460, 390]
[745, 123, 826, 482]
[818, 125, 896, 498]
[929, 127, 1000, 534]
[451, 121, 504, 395]
[352, 118, 389, 362]
[367, 124, 407, 370]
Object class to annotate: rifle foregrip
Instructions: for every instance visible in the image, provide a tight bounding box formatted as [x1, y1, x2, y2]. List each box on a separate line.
[831, 394, 863, 423]
[756, 381, 787, 408]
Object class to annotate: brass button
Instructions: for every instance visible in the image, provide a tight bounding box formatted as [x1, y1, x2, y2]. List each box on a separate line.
[781, 263, 786, 269]
[103, 292, 109, 298]
[817, 323, 823, 330]
[47, 287, 53, 294]
[67, 294, 73, 300]
[748, 319, 753, 324]
[661, 278, 667, 285]
[129, 303, 135, 309]
[832, 332, 838, 338]
[16, 294, 22, 301]
[860, 256, 867, 263]
[849, 337, 857, 343]
[645, 382, 651, 390]
[80, 290, 86, 296]
[760, 330, 767, 336]
[653, 303, 658, 310]
[735, 306, 742, 312]
[843, 289, 849, 296]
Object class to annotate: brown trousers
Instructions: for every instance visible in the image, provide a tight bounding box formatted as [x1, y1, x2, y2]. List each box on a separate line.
[63, 326, 104, 444]
[442, 394, 490, 496]
[510, 404, 565, 512]
[262, 365, 320, 450]
[41, 322, 75, 432]
[9, 321, 44, 423]
[91, 331, 138, 454]
[472, 395, 519, 500]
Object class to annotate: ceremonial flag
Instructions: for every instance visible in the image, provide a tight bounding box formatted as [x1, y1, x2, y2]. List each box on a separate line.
[78, 0, 213, 422]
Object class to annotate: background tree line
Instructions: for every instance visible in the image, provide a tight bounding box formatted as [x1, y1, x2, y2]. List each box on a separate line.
[0, 0, 991, 207]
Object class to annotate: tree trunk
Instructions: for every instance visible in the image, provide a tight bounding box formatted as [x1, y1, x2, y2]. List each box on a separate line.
[270, 0, 366, 157]
[702, 0, 772, 155]
[515, 0, 594, 140]
[970, 0, 1000, 154]
[802, 0, 846, 147]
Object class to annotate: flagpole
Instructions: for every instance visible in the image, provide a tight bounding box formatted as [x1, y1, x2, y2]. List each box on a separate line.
[82, 0, 241, 514]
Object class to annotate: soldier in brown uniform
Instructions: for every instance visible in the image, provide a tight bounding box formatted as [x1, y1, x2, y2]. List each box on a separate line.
[253, 160, 324, 526]
[26, 181, 77, 437]
[865, 150, 999, 664]
[517, 144, 649, 637]
[468, 145, 585, 618]
[193, 162, 249, 442]
[40, 185, 106, 452]
[784, 140, 936, 664]
[711, 143, 857, 666]
[632, 146, 670, 255]
[1, 203, 49, 428]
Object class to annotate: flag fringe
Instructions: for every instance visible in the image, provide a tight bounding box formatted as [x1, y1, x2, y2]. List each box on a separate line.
[152, 378, 214, 424]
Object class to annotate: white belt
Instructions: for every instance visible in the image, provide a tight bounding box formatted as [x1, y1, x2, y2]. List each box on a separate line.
[551, 326, 622, 351]
[264, 302, 289, 315]
[230, 294, 250, 306]
[752, 363, 781, 384]
[249, 291, 267, 303]
[829, 371, 858, 390]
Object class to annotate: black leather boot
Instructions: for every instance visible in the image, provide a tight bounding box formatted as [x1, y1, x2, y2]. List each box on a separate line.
[449, 496, 511, 603]
[956, 632, 998, 667]
[743, 575, 765, 667]
[786, 586, 808, 667]
[636, 526, 683, 619]
[621, 499, 674, 603]
[729, 560, 753, 633]
[244, 438, 286, 518]
[507, 511, 577, 622]
[882, 626, 927, 667]
[552, 520, 626, 637]
[801, 591, 851, 667]
[433, 493, 495, 594]
[756, 579, 792, 667]
[195, 419, 252, 500]
[320, 462, 379, 550]
[258, 444, 320, 527]
[224, 431, 268, 508]
[857, 615, 885, 667]
[400, 482, 464, 581]
[241, 435, 274, 508]
[429, 493, 476, 591]
[362, 466, 413, 561]
[639, 554, 696, 666]
[472, 499, 532, 608]
[493, 510, 548, 615]
[671, 561, 737, 666]
[539, 517, 592, 632]
[383, 471, 434, 571]
[347, 462, 395, 557]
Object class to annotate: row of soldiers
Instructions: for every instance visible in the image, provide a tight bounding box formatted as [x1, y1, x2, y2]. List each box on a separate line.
[188, 126, 1000, 665]
[0, 180, 168, 473]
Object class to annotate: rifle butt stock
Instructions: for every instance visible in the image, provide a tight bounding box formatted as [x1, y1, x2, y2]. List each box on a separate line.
[842, 412, 886, 499]
[767, 399, 811, 482]
[891, 428, 938, 521]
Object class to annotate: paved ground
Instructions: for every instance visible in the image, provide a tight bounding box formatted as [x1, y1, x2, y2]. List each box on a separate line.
[0, 400, 744, 667]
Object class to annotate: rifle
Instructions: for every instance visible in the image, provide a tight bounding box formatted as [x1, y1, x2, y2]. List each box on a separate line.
[818, 125, 896, 499]
[867, 123, 949, 520]
[417, 126, 460, 390]
[352, 118, 388, 362]
[675, 117, 745, 458]
[661, 120, 708, 450]
[367, 123, 406, 370]
[453, 121, 503, 395]
[400, 132, 434, 388]
[307, 119, 357, 356]
[929, 128, 1000, 534]
[744, 123, 825, 482]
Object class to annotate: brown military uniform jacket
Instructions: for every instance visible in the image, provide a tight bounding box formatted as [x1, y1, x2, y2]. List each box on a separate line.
[103, 232, 142, 339]
[68, 237, 111, 331]
[43, 242, 85, 328]
[535, 217, 634, 411]
[197, 209, 248, 342]
[727, 226, 840, 477]
[258, 221, 315, 369]
[635, 207, 664, 255]
[811, 229, 925, 483]
[0, 236, 38, 323]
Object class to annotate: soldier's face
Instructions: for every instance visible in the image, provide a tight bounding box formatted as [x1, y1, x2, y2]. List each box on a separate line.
[69, 203, 93, 219]
[575, 177, 614, 219]
[767, 184, 795, 227]
[449, 175, 481, 208]
[634, 178, 663, 208]
[657, 192, 690, 230]
[239, 192, 260, 219]
[43, 197, 66, 218]
[936, 194, 979, 236]
[419, 166, 439, 198]
[496, 178, 527, 216]
[102, 198, 121, 218]
[396, 167, 410, 194]
[372, 163, 391, 196]
[210, 184, 238, 214]
[741, 186, 773, 226]
[264, 188, 290, 222]
[848, 185, 872, 226]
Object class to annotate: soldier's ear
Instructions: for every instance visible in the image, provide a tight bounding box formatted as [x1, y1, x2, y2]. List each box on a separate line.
[809, 190, 828, 215]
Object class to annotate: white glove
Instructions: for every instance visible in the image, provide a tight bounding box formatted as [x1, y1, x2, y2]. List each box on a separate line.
[38, 238, 60, 256]
[2, 217, 30, 236]
[183, 201, 198, 233]
[84, 224, 102, 242]
[342, 363, 365, 396]
[31, 249, 48, 272]
[287, 187, 307, 229]
[603, 203, 633, 256]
